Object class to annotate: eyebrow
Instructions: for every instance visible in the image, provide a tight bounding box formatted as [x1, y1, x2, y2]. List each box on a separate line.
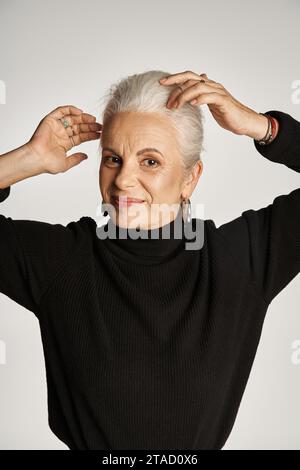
[102, 147, 164, 158]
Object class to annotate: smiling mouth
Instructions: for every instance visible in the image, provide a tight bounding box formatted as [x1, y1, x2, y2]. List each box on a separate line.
[111, 196, 146, 207]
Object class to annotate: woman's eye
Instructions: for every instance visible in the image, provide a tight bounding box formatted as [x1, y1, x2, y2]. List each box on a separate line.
[142, 158, 159, 167]
[103, 156, 120, 165]
[103, 156, 159, 168]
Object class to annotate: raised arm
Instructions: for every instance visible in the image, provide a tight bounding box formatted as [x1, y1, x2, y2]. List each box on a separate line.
[216, 110, 299, 305]
[159, 71, 299, 305]
[0, 105, 102, 315]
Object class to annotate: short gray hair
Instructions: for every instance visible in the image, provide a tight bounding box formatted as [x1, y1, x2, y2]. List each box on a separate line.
[99, 70, 205, 179]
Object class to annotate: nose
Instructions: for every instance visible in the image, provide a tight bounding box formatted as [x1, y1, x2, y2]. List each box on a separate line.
[113, 162, 138, 189]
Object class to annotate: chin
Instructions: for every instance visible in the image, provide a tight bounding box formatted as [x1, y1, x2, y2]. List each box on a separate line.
[109, 206, 149, 230]
[108, 203, 178, 230]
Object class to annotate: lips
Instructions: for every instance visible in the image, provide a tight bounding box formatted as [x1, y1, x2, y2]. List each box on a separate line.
[111, 196, 145, 207]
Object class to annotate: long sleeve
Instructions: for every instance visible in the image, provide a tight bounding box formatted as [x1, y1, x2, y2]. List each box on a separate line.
[0, 185, 82, 316]
[216, 110, 300, 306]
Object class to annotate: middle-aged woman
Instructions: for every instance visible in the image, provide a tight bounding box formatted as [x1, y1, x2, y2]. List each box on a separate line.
[0, 70, 299, 450]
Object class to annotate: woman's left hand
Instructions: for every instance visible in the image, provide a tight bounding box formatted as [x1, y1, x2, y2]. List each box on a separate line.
[159, 70, 269, 139]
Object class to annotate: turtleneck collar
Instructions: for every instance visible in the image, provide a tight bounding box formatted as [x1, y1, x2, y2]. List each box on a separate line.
[100, 209, 192, 264]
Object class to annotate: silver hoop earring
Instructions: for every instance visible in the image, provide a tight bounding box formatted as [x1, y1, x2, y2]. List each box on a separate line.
[101, 199, 108, 217]
[181, 197, 191, 224]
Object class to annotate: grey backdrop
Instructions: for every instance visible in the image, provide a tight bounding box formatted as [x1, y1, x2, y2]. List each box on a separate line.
[0, 0, 299, 450]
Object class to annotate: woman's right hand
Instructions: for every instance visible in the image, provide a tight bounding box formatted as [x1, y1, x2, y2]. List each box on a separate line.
[27, 105, 102, 174]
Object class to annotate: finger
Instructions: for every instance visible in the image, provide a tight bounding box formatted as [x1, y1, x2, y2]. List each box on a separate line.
[65, 126, 75, 137]
[166, 79, 198, 108]
[71, 132, 101, 145]
[72, 122, 102, 135]
[58, 113, 99, 129]
[172, 82, 226, 109]
[159, 70, 201, 85]
[50, 105, 84, 119]
[189, 92, 226, 107]
[71, 113, 99, 124]
[199, 73, 222, 87]
[166, 79, 221, 108]
[199, 73, 210, 80]
[65, 153, 88, 171]
[58, 115, 100, 137]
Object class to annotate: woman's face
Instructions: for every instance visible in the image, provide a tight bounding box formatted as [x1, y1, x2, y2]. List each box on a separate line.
[99, 111, 202, 230]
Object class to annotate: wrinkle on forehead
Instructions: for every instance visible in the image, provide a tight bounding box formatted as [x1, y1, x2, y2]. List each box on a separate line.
[101, 111, 180, 157]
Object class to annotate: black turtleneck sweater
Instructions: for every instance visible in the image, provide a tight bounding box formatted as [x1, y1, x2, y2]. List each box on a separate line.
[0, 110, 299, 450]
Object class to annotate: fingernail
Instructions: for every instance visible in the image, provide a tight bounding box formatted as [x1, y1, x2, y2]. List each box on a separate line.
[160, 77, 167, 82]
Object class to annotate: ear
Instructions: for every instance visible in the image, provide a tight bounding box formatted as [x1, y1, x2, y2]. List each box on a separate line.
[181, 161, 203, 198]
